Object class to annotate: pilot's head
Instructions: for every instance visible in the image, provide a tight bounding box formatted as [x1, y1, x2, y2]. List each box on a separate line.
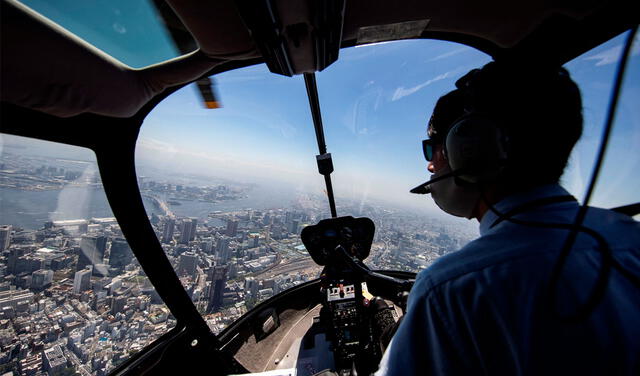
[424, 62, 583, 219]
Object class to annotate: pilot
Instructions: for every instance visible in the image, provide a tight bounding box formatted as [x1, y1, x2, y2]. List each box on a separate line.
[376, 62, 640, 375]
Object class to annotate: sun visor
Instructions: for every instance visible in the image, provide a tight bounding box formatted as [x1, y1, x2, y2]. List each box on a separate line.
[165, 0, 259, 60]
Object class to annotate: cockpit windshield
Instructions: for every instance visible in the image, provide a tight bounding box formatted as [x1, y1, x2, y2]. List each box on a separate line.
[133, 34, 637, 335]
[135, 32, 638, 334]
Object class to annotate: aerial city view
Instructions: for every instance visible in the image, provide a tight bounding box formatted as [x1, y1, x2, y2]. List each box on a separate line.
[0, 1, 637, 372]
[0, 141, 478, 376]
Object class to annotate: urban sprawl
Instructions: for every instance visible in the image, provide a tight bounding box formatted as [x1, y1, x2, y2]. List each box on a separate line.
[0, 155, 476, 376]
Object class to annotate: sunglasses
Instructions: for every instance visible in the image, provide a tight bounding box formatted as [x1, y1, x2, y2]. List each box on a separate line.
[422, 138, 442, 162]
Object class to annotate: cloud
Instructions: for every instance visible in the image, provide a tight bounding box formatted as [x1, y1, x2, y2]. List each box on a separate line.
[584, 34, 640, 66]
[428, 47, 468, 62]
[137, 138, 179, 154]
[391, 68, 463, 101]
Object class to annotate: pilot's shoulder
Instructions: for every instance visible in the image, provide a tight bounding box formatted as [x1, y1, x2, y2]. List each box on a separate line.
[584, 206, 640, 242]
[412, 206, 640, 298]
[412, 235, 498, 295]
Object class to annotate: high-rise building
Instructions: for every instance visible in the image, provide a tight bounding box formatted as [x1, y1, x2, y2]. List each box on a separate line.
[111, 295, 127, 314]
[78, 235, 107, 269]
[162, 218, 175, 243]
[179, 218, 197, 244]
[216, 237, 230, 264]
[31, 269, 53, 290]
[207, 265, 228, 313]
[200, 239, 213, 254]
[244, 277, 258, 298]
[177, 252, 198, 277]
[226, 219, 238, 237]
[7, 247, 28, 274]
[0, 225, 12, 252]
[189, 218, 198, 241]
[271, 226, 283, 240]
[73, 267, 92, 293]
[289, 219, 299, 234]
[43, 345, 67, 375]
[14, 255, 44, 275]
[109, 238, 133, 270]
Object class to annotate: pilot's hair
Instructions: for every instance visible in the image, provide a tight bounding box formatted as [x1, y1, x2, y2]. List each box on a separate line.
[429, 62, 583, 188]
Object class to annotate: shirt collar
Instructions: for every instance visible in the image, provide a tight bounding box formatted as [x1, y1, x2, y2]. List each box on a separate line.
[479, 184, 573, 236]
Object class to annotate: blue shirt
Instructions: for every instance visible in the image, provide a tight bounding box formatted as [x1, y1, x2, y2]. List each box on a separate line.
[377, 184, 640, 375]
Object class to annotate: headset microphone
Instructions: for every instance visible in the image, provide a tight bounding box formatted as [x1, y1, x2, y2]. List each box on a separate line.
[410, 170, 459, 194]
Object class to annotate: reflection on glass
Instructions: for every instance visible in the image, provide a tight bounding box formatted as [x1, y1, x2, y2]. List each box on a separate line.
[0, 134, 174, 375]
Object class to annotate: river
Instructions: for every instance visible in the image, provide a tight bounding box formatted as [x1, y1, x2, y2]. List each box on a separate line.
[0, 185, 298, 230]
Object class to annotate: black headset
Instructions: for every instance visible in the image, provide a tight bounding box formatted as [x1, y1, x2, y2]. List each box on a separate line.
[443, 112, 509, 184]
[443, 63, 508, 185]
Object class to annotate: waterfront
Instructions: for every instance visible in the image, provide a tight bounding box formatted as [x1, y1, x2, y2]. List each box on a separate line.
[0, 185, 300, 231]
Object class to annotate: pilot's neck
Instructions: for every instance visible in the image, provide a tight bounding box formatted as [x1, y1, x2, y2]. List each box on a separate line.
[471, 184, 504, 222]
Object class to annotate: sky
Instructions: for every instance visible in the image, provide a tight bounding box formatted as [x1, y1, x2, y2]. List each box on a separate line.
[9, 1, 640, 217]
[137, 32, 640, 215]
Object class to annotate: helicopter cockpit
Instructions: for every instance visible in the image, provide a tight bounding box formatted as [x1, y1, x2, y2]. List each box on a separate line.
[1, 1, 638, 375]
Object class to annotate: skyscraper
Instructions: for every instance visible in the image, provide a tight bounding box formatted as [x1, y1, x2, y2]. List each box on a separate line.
[226, 219, 238, 237]
[190, 218, 198, 241]
[289, 219, 299, 234]
[73, 267, 92, 293]
[207, 265, 228, 313]
[179, 218, 197, 244]
[244, 277, 258, 298]
[215, 237, 230, 264]
[78, 235, 107, 269]
[0, 225, 12, 252]
[177, 252, 198, 277]
[162, 218, 175, 243]
[109, 238, 133, 271]
[31, 269, 53, 290]
[250, 234, 260, 248]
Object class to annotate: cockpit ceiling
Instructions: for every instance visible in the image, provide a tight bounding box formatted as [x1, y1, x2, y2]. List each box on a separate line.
[1, 0, 637, 118]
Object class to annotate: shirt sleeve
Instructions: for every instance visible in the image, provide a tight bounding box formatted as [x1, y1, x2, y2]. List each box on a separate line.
[375, 275, 469, 376]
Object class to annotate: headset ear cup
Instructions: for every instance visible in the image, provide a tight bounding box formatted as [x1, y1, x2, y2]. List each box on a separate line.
[445, 114, 508, 183]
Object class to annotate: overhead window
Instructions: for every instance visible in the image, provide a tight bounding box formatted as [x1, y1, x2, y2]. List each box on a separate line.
[17, 0, 192, 68]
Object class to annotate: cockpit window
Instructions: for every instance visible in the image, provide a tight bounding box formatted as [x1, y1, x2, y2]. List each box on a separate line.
[136, 65, 325, 333]
[134, 32, 638, 340]
[0, 134, 175, 375]
[315, 40, 490, 272]
[563, 29, 640, 213]
[17, 0, 190, 68]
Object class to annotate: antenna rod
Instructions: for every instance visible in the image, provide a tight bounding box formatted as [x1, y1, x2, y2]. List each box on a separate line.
[304, 72, 337, 218]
